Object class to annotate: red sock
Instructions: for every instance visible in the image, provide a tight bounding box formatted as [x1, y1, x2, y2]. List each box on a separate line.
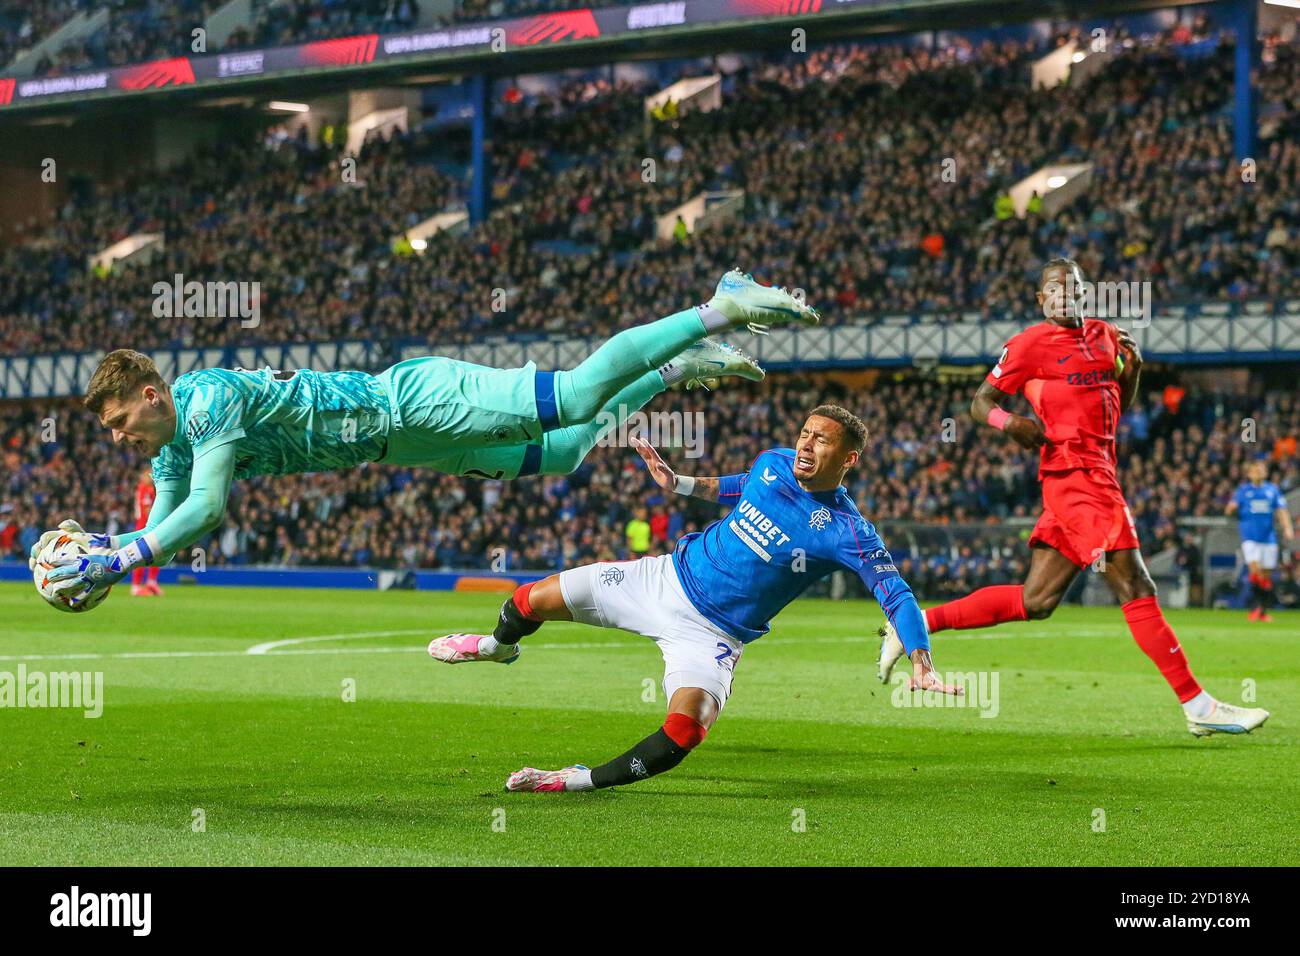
[925, 585, 1027, 634]
[1121, 596, 1201, 702]
[663, 712, 707, 749]
[131, 567, 145, 586]
[512, 582, 539, 620]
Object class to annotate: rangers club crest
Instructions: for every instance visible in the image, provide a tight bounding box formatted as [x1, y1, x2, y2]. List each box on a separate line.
[600, 567, 625, 586]
[809, 507, 832, 531]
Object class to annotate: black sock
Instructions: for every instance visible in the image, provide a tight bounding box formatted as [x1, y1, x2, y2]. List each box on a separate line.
[493, 597, 542, 645]
[1251, 581, 1265, 611]
[590, 728, 689, 789]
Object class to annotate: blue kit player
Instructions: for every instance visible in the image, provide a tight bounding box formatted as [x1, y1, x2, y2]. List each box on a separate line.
[1226, 459, 1293, 622]
[428, 404, 960, 793]
[35, 270, 815, 606]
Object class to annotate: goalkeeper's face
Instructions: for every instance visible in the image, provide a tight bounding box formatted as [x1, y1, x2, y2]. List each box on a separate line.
[98, 384, 175, 458]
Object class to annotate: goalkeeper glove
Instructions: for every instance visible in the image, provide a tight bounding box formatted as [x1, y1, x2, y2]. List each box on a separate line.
[43, 551, 129, 606]
[27, 519, 114, 569]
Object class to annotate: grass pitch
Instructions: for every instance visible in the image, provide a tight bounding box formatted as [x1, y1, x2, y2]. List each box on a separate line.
[0, 582, 1294, 866]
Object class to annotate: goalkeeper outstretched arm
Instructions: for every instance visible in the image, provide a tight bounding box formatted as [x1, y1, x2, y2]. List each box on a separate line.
[30, 478, 188, 566]
[99, 478, 188, 560]
[46, 445, 235, 597]
[113, 444, 235, 569]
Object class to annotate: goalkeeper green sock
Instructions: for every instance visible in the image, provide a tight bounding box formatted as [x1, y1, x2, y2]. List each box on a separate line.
[525, 370, 664, 476]
[551, 308, 705, 425]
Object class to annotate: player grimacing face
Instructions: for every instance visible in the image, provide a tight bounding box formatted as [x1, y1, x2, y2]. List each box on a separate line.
[98, 385, 177, 459]
[794, 415, 859, 490]
[1036, 263, 1086, 327]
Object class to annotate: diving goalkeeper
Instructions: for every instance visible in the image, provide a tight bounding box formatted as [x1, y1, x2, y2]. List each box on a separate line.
[38, 271, 817, 606]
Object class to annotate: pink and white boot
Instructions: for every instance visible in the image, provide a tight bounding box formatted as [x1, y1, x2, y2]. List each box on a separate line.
[427, 633, 520, 664]
[505, 765, 591, 793]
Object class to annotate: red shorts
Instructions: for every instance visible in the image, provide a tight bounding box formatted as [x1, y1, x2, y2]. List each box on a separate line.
[1029, 468, 1140, 568]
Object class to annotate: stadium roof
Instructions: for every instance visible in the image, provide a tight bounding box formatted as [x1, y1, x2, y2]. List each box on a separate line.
[0, 0, 1205, 119]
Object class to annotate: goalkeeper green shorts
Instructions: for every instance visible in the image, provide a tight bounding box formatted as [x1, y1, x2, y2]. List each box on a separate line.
[375, 356, 556, 466]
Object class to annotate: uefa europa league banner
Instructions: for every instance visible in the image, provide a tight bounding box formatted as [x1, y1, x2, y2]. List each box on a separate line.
[0, 0, 896, 109]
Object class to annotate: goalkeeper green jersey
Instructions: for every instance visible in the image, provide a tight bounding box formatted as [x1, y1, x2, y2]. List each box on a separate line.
[152, 367, 393, 483]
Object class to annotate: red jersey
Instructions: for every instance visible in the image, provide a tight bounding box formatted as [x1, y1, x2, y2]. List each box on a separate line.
[986, 319, 1123, 475]
[135, 480, 156, 530]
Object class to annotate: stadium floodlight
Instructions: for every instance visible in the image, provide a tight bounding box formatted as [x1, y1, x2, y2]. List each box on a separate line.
[267, 101, 310, 113]
[402, 210, 470, 251]
[1009, 163, 1092, 217]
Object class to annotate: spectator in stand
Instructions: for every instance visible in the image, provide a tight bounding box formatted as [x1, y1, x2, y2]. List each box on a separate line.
[626, 506, 651, 556]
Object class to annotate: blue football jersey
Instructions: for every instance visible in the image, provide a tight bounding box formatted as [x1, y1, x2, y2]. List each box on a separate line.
[1233, 481, 1286, 544]
[671, 448, 928, 651]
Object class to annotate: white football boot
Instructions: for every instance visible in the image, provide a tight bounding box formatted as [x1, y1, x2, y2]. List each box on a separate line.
[1186, 700, 1270, 737]
[661, 339, 764, 391]
[706, 269, 820, 334]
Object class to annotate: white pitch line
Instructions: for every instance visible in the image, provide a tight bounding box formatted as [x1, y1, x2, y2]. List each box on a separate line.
[246, 629, 429, 655]
[0, 627, 1112, 664]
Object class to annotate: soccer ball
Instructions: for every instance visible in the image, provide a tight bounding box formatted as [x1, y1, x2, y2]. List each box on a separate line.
[32, 533, 113, 614]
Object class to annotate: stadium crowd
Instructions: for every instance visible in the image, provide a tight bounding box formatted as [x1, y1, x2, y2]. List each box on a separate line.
[2, 30, 1298, 358]
[3, 375, 1296, 602]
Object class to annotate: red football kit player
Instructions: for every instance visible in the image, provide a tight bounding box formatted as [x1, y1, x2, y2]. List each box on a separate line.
[131, 469, 162, 596]
[881, 259, 1268, 737]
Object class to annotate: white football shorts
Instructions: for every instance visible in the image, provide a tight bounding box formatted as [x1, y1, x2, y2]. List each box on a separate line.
[559, 553, 743, 710]
[1241, 540, 1280, 570]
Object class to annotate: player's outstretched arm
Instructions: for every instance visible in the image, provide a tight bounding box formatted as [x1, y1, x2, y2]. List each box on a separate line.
[971, 380, 1044, 451]
[872, 576, 962, 696]
[31, 471, 192, 568]
[629, 434, 723, 501]
[94, 477, 190, 557]
[46, 445, 236, 603]
[849, 531, 962, 695]
[1114, 326, 1143, 412]
[133, 445, 236, 563]
[906, 647, 962, 695]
